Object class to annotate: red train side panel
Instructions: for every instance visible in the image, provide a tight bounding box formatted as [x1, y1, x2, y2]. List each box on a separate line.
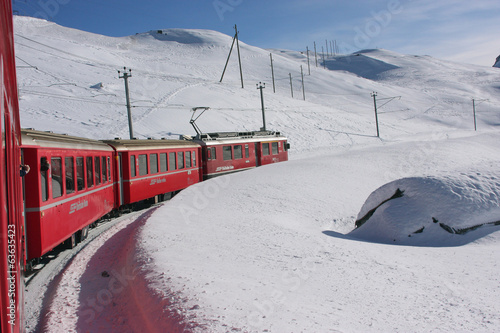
[22, 130, 115, 260]
[255, 137, 289, 166]
[103, 139, 202, 206]
[0, 1, 25, 332]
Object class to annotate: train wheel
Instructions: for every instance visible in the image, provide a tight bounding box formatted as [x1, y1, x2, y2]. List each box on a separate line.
[25, 260, 33, 272]
[64, 233, 77, 249]
[76, 226, 89, 243]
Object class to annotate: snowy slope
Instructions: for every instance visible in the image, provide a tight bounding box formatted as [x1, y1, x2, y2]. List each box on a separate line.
[135, 134, 500, 332]
[15, 16, 500, 333]
[14, 17, 500, 153]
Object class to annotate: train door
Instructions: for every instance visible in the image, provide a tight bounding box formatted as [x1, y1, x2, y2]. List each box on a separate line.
[118, 153, 124, 206]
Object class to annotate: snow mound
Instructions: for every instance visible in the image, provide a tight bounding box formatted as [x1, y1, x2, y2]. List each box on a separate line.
[350, 172, 500, 246]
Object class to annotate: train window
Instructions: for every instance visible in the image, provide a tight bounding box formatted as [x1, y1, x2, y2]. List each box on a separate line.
[177, 151, 184, 169]
[223, 146, 232, 161]
[185, 152, 191, 168]
[169, 152, 176, 170]
[272, 142, 279, 155]
[95, 156, 101, 185]
[245, 145, 249, 158]
[41, 157, 49, 202]
[51, 157, 63, 199]
[65, 157, 75, 194]
[102, 156, 107, 182]
[138, 154, 148, 176]
[211, 147, 216, 160]
[262, 143, 270, 156]
[150, 154, 158, 174]
[130, 156, 136, 177]
[86, 157, 94, 188]
[76, 157, 84, 191]
[192, 151, 196, 167]
[107, 157, 111, 180]
[234, 145, 243, 159]
[160, 153, 167, 172]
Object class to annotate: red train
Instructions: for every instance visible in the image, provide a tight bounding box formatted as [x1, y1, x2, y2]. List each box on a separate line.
[22, 129, 289, 264]
[1, 1, 25, 332]
[0, 3, 289, 330]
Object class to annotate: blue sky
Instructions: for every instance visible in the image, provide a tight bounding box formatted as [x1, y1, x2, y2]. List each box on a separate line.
[12, 0, 500, 66]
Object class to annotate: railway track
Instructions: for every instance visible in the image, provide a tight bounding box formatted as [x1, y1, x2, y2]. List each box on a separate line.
[24, 207, 155, 333]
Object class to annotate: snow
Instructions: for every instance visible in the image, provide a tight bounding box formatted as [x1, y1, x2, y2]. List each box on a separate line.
[14, 16, 500, 332]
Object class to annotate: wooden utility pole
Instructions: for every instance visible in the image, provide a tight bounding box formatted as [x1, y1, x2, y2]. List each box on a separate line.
[314, 41, 318, 67]
[321, 47, 326, 69]
[306, 46, 311, 75]
[371, 92, 380, 137]
[301, 65, 306, 101]
[473, 98, 477, 131]
[118, 67, 134, 139]
[220, 24, 244, 88]
[472, 98, 488, 131]
[257, 82, 266, 131]
[270, 53, 276, 93]
[289, 73, 293, 98]
[235, 25, 244, 88]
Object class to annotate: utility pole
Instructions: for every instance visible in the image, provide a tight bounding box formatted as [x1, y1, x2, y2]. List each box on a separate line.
[371, 92, 380, 138]
[325, 39, 329, 58]
[314, 41, 318, 67]
[118, 67, 134, 139]
[321, 47, 326, 69]
[301, 65, 306, 101]
[289, 73, 293, 98]
[473, 98, 477, 131]
[306, 46, 311, 75]
[235, 24, 244, 88]
[270, 53, 276, 93]
[472, 98, 488, 131]
[220, 24, 244, 88]
[257, 82, 266, 131]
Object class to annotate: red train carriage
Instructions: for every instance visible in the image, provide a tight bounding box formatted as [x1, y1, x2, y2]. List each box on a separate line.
[103, 139, 202, 207]
[22, 129, 115, 261]
[194, 131, 289, 179]
[1, 1, 25, 331]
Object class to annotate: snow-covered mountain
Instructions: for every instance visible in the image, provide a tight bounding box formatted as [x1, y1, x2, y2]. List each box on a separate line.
[14, 16, 500, 153]
[16, 16, 500, 333]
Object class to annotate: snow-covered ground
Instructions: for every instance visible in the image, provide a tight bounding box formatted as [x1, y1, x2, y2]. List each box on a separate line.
[15, 16, 500, 332]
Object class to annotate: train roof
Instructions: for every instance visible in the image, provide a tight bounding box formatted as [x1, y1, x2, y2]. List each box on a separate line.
[21, 129, 113, 151]
[191, 130, 287, 145]
[102, 138, 200, 151]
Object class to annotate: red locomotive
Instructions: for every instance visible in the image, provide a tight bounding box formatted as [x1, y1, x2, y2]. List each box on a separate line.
[1, 0, 25, 331]
[194, 131, 289, 179]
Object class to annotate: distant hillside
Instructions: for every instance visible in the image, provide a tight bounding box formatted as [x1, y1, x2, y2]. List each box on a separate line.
[13, 16, 500, 154]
